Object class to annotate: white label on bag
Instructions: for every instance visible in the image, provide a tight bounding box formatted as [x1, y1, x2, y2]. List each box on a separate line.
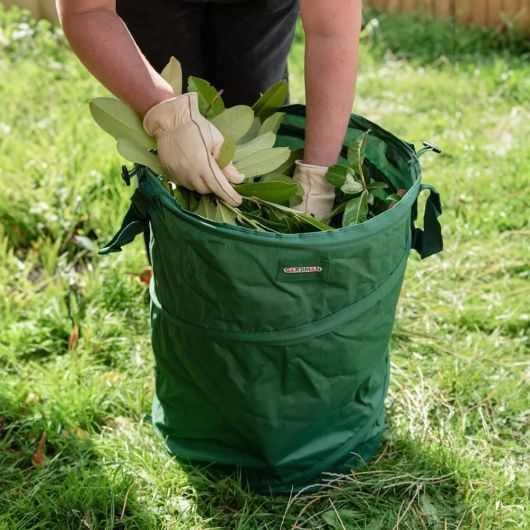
[277, 259, 329, 281]
[283, 266, 323, 274]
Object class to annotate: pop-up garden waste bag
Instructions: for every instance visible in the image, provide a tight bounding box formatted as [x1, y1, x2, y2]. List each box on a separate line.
[100, 104, 443, 494]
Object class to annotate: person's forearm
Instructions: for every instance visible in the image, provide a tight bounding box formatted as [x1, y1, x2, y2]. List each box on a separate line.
[300, 1, 362, 166]
[303, 35, 359, 165]
[57, 3, 174, 116]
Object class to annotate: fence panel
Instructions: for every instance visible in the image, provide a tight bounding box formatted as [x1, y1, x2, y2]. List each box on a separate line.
[364, 0, 530, 31]
[2, 0, 529, 31]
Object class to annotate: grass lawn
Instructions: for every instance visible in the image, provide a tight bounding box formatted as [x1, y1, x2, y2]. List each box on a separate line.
[0, 6, 529, 529]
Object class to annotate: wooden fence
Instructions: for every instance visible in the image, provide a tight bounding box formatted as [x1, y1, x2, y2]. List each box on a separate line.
[2, 0, 530, 31]
[364, 0, 530, 31]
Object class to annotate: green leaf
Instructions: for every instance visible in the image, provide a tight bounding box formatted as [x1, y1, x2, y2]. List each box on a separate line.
[266, 208, 302, 233]
[252, 80, 288, 120]
[321, 509, 359, 527]
[260, 173, 295, 185]
[238, 197, 332, 232]
[234, 181, 299, 203]
[188, 193, 200, 212]
[204, 197, 218, 220]
[263, 148, 303, 178]
[363, 163, 373, 184]
[326, 164, 350, 188]
[386, 193, 403, 202]
[418, 494, 440, 522]
[89, 98, 155, 149]
[194, 197, 206, 216]
[188, 76, 225, 118]
[259, 112, 285, 135]
[234, 147, 290, 178]
[161, 56, 182, 96]
[347, 130, 370, 177]
[210, 106, 254, 142]
[195, 195, 218, 220]
[242, 200, 303, 233]
[234, 132, 276, 162]
[367, 181, 389, 190]
[343, 190, 368, 226]
[216, 136, 236, 169]
[214, 202, 237, 225]
[259, 173, 304, 205]
[258, 173, 303, 205]
[171, 185, 188, 209]
[256, 200, 333, 231]
[227, 205, 274, 232]
[370, 188, 387, 201]
[242, 209, 286, 232]
[295, 211, 334, 231]
[290, 192, 303, 207]
[341, 173, 364, 195]
[237, 117, 261, 145]
[116, 139, 164, 175]
[322, 201, 347, 224]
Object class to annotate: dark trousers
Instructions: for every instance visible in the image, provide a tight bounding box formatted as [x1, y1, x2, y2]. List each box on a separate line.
[116, 0, 299, 106]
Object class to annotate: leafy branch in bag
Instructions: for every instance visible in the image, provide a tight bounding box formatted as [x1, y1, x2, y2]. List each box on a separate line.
[89, 57, 403, 233]
[323, 130, 404, 227]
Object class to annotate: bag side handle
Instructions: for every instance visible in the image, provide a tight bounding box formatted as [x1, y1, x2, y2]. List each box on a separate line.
[99, 187, 154, 255]
[411, 183, 443, 259]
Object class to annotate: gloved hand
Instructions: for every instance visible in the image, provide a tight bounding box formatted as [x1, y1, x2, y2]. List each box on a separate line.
[143, 92, 244, 206]
[292, 160, 335, 220]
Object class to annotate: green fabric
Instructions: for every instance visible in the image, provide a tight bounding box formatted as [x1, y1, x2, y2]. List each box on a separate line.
[101, 104, 443, 494]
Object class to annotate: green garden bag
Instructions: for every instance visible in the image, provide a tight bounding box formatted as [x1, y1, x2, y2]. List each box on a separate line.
[101, 105, 443, 494]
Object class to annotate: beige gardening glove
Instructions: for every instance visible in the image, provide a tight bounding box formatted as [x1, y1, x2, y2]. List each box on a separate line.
[292, 160, 335, 221]
[143, 92, 244, 206]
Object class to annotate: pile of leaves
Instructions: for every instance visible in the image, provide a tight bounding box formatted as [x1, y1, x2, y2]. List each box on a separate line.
[90, 57, 405, 233]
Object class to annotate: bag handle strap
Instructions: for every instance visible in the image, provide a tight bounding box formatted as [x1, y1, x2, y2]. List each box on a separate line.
[99, 186, 155, 255]
[411, 183, 443, 259]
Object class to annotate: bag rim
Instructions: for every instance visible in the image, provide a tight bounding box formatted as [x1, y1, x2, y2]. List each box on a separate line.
[144, 165, 421, 248]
